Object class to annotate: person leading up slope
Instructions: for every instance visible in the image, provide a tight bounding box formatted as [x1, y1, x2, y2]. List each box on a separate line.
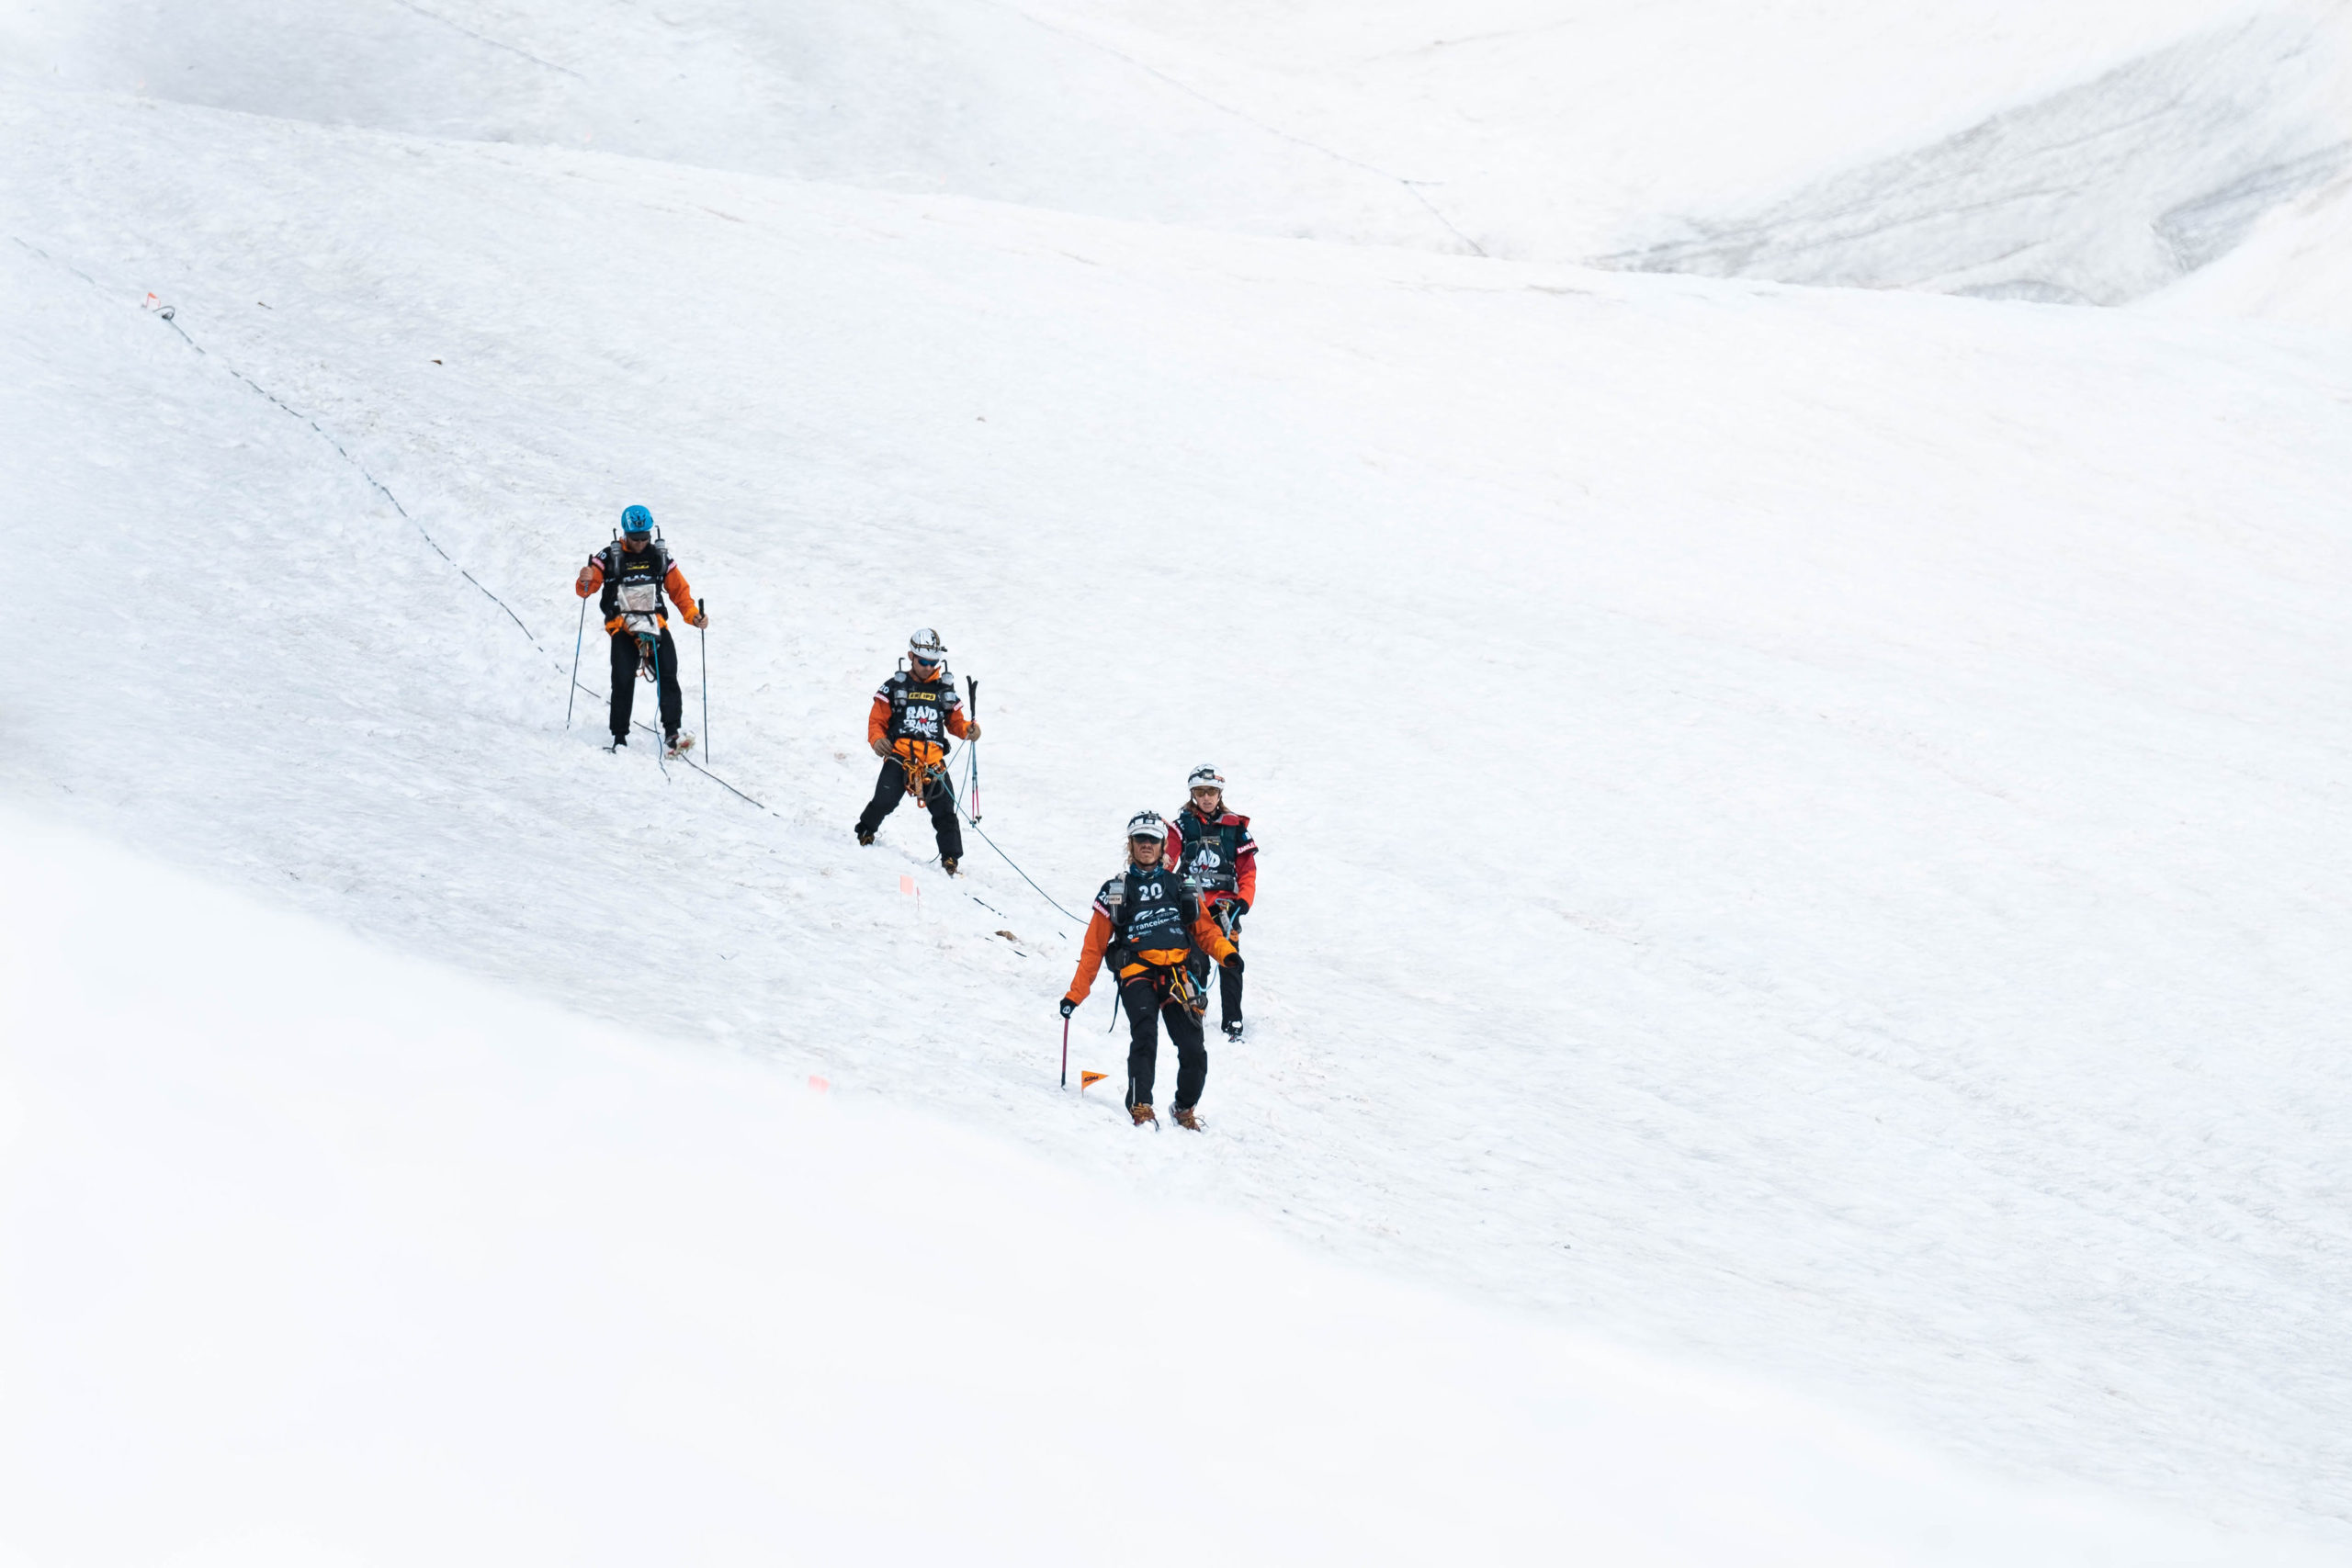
[1171, 764, 1258, 1042]
[854, 628, 978, 873]
[574, 505, 705, 757]
[1061, 811, 1238, 1130]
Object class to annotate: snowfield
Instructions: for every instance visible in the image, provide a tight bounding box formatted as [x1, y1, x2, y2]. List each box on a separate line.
[13, 811, 2326, 1567]
[5, 1, 2352, 1561]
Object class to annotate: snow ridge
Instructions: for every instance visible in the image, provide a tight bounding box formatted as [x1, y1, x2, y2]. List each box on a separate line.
[1604, 10, 2352, 303]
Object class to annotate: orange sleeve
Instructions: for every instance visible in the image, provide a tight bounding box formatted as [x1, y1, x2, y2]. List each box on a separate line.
[1191, 909, 1237, 964]
[1236, 858, 1257, 908]
[866, 696, 890, 747]
[575, 558, 604, 598]
[946, 706, 973, 739]
[1067, 909, 1114, 1004]
[664, 564, 697, 617]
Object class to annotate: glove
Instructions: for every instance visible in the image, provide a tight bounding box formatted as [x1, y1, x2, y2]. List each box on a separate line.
[871, 737, 888, 757]
[1221, 952, 1244, 974]
[965, 721, 982, 741]
[688, 607, 708, 628]
[1235, 899, 1250, 915]
[1058, 998, 1077, 1019]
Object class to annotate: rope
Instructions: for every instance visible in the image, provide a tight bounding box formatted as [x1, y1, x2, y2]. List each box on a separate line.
[26, 234, 1087, 936]
[954, 745, 1088, 928]
[571, 673, 772, 810]
[13, 236, 548, 650]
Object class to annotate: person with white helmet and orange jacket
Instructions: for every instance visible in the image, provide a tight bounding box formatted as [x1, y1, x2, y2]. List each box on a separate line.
[1060, 810, 1238, 1129]
[854, 628, 978, 872]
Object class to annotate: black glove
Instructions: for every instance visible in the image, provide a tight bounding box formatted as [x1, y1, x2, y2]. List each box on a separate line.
[1221, 952, 1244, 974]
[1058, 998, 1077, 1019]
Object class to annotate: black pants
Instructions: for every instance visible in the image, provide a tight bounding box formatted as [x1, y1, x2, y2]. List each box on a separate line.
[1122, 970, 1207, 1111]
[609, 627, 683, 740]
[855, 757, 963, 860]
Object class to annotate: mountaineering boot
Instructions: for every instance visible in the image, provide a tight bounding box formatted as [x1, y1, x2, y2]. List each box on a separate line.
[1171, 1106, 1202, 1131]
[605, 734, 628, 752]
[1129, 1103, 1157, 1127]
[855, 829, 876, 846]
[942, 856, 959, 876]
[1222, 1020, 1245, 1042]
[665, 731, 695, 759]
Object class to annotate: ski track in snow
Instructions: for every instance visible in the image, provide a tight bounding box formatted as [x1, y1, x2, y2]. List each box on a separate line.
[6, 84, 2352, 1546]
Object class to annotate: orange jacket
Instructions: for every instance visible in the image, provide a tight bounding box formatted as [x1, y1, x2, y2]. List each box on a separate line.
[867, 695, 973, 765]
[1064, 897, 1236, 1007]
[576, 556, 699, 633]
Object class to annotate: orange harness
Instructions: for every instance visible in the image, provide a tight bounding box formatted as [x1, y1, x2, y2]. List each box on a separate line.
[1119, 951, 1206, 1019]
[900, 748, 939, 801]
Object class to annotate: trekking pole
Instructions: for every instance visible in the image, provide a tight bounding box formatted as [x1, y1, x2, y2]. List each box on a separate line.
[1060, 1013, 1069, 1089]
[698, 598, 710, 763]
[564, 592, 588, 728]
[966, 676, 981, 821]
[651, 631, 669, 779]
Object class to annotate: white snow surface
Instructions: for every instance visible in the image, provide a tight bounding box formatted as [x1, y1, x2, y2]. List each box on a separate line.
[2148, 164, 2352, 331]
[5, 2, 2352, 1558]
[8, 0, 2350, 294]
[11, 810, 2320, 1566]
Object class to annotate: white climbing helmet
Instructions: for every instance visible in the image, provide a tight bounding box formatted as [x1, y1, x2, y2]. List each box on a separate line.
[1125, 809, 1168, 842]
[1186, 764, 1226, 793]
[908, 627, 947, 666]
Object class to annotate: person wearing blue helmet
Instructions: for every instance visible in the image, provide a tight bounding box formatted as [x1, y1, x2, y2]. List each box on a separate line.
[573, 505, 707, 754]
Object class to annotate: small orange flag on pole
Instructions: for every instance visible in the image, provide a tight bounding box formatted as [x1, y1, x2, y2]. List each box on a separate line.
[1080, 1071, 1107, 1090]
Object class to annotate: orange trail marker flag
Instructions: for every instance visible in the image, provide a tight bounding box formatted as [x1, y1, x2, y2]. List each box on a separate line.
[1080, 1071, 1107, 1090]
[899, 874, 915, 895]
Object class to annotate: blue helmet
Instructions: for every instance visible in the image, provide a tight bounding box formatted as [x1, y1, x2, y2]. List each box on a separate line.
[620, 504, 654, 536]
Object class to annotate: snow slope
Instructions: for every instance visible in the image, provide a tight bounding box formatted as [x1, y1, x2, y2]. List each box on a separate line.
[1607, 8, 2352, 304]
[7, 75, 2352, 1552]
[2148, 166, 2352, 331]
[16, 808, 2327, 1566]
[6, 0, 2343, 288]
